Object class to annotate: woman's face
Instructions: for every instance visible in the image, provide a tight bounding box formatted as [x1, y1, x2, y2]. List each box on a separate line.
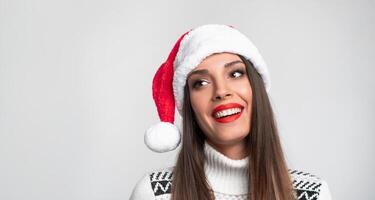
[187, 52, 253, 147]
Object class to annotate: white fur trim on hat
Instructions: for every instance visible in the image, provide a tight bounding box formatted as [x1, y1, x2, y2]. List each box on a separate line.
[172, 24, 271, 115]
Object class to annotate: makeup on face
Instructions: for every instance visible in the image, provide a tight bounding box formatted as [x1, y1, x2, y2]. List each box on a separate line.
[212, 103, 244, 123]
[187, 60, 246, 90]
[187, 59, 248, 124]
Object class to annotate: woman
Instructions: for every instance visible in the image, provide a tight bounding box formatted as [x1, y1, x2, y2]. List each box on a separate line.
[130, 24, 332, 200]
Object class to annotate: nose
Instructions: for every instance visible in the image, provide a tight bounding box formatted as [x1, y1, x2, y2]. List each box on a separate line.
[212, 80, 232, 101]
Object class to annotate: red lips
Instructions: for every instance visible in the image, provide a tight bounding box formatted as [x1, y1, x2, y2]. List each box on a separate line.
[212, 103, 244, 123]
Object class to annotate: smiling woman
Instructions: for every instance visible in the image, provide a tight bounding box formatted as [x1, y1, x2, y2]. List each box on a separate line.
[187, 53, 252, 160]
[130, 24, 332, 200]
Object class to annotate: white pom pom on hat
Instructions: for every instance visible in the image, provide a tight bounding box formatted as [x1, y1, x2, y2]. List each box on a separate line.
[145, 24, 270, 153]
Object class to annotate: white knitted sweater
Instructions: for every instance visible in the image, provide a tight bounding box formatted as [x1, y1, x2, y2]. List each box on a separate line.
[130, 142, 332, 200]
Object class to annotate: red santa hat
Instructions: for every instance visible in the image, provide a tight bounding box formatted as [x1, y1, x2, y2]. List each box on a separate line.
[145, 24, 271, 153]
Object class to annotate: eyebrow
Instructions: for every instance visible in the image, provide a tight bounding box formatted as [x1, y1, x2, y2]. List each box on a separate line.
[187, 60, 244, 80]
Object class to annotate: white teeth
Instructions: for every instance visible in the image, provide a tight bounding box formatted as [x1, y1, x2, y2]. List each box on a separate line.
[214, 108, 242, 118]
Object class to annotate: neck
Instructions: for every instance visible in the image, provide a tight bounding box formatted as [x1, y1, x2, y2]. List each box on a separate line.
[204, 140, 249, 195]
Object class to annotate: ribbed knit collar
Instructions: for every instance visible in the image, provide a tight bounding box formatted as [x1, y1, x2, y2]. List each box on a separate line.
[203, 141, 249, 195]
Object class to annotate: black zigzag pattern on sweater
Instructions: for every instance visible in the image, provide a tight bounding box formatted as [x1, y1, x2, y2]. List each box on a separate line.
[149, 168, 323, 199]
[149, 170, 173, 196]
[289, 169, 322, 200]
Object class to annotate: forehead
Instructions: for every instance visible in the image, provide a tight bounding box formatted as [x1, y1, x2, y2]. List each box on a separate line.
[194, 52, 242, 70]
[186, 53, 245, 80]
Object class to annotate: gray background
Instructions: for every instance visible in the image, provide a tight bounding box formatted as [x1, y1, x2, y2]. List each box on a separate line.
[1, 0, 374, 199]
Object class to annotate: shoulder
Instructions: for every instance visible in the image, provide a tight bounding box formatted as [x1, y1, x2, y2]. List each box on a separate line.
[129, 166, 174, 200]
[288, 169, 332, 200]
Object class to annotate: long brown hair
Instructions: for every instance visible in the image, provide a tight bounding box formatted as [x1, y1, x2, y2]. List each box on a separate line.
[171, 54, 295, 200]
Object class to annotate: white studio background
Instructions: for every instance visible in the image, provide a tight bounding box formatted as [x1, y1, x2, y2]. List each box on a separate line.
[0, 0, 374, 199]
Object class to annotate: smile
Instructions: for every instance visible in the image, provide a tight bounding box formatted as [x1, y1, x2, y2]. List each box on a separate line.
[212, 103, 244, 123]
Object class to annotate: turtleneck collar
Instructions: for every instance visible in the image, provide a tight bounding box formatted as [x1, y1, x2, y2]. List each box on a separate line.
[203, 141, 249, 195]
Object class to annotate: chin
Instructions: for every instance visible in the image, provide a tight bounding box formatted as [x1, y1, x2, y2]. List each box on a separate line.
[211, 133, 248, 146]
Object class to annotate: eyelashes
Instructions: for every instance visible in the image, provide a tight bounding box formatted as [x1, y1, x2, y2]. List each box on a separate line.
[191, 68, 246, 89]
[192, 80, 208, 89]
[231, 69, 245, 78]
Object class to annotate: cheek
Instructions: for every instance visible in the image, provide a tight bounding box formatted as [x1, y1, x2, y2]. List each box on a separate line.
[243, 87, 253, 103]
[234, 80, 253, 101]
[190, 91, 209, 116]
[189, 91, 212, 131]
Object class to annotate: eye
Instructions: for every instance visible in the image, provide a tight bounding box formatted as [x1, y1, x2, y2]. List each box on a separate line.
[192, 79, 209, 89]
[231, 69, 245, 78]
